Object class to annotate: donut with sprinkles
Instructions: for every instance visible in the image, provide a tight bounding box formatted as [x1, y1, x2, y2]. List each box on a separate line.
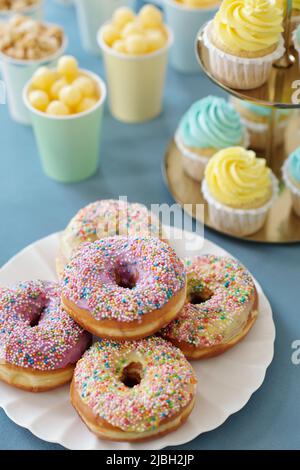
[57, 200, 166, 277]
[160, 255, 258, 359]
[0, 280, 92, 392]
[62, 237, 186, 340]
[71, 337, 197, 441]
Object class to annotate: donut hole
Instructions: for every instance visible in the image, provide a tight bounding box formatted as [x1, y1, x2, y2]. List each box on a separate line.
[29, 313, 42, 327]
[114, 261, 139, 290]
[188, 288, 213, 305]
[121, 362, 143, 388]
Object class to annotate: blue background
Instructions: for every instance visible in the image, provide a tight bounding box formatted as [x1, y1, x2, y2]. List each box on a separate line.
[0, 0, 299, 450]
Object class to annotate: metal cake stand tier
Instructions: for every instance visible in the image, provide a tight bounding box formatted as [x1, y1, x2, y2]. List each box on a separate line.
[163, 0, 300, 243]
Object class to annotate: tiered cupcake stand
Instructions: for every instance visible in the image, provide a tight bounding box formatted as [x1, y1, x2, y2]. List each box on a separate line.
[163, 0, 300, 243]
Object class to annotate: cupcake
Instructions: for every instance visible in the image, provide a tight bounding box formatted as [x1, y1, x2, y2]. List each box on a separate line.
[231, 97, 291, 150]
[282, 147, 300, 217]
[202, 146, 279, 236]
[203, 0, 285, 90]
[175, 95, 248, 182]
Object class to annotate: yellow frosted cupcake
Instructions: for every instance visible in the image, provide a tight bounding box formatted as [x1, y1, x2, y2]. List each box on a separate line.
[203, 0, 285, 90]
[202, 146, 279, 236]
[230, 96, 291, 150]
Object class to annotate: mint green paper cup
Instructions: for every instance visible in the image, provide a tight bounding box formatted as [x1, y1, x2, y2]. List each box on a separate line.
[23, 70, 107, 183]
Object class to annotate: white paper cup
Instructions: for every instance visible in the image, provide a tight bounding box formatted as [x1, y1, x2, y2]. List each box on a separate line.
[0, 1, 43, 20]
[74, 0, 135, 55]
[202, 173, 279, 237]
[164, 0, 218, 73]
[282, 159, 300, 218]
[0, 31, 67, 125]
[203, 21, 285, 90]
[98, 25, 173, 123]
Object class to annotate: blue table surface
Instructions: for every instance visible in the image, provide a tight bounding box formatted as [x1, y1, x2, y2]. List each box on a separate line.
[1, 0, 300, 451]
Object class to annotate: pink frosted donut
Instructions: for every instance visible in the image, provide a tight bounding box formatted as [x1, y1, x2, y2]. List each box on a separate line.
[62, 237, 186, 340]
[0, 280, 91, 392]
[160, 255, 258, 359]
[57, 199, 166, 276]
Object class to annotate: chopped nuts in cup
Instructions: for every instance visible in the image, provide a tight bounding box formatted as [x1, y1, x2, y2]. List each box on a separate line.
[0, 0, 39, 11]
[0, 15, 64, 60]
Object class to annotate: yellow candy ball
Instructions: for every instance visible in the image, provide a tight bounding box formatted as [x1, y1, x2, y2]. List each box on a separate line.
[57, 55, 79, 81]
[77, 97, 98, 113]
[112, 7, 135, 29]
[50, 77, 68, 100]
[112, 39, 127, 53]
[72, 75, 95, 97]
[31, 67, 57, 92]
[102, 24, 120, 47]
[46, 100, 70, 116]
[59, 85, 82, 107]
[28, 90, 49, 112]
[146, 29, 166, 52]
[121, 21, 143, 38]
[125, 34, 148, 55]
[139, 5, 163, 28]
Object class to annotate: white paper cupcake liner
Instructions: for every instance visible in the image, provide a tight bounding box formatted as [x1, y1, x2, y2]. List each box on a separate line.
[282, 159, 300, 217]
[203, 22, 285, 90]
[175, 130, 249, 182]
[202, 173, 279, 236]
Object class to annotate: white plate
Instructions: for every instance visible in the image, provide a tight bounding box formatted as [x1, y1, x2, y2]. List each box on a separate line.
[0, 230, 275, 450]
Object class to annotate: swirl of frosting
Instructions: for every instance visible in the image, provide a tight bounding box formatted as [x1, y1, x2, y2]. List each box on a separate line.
[288, 147, 300, 184]
[204, 146, 272, 208]
[179, 96, 245, 149]
[214, 0, 283, 53]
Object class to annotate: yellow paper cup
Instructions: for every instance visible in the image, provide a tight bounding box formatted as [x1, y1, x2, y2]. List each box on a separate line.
[98, 25, 173, 123]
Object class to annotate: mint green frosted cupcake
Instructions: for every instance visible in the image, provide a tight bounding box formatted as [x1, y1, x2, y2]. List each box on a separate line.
[175, 95, 248, 182]
[231, 97, 291, 151]
[283, 147, 300, 217]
